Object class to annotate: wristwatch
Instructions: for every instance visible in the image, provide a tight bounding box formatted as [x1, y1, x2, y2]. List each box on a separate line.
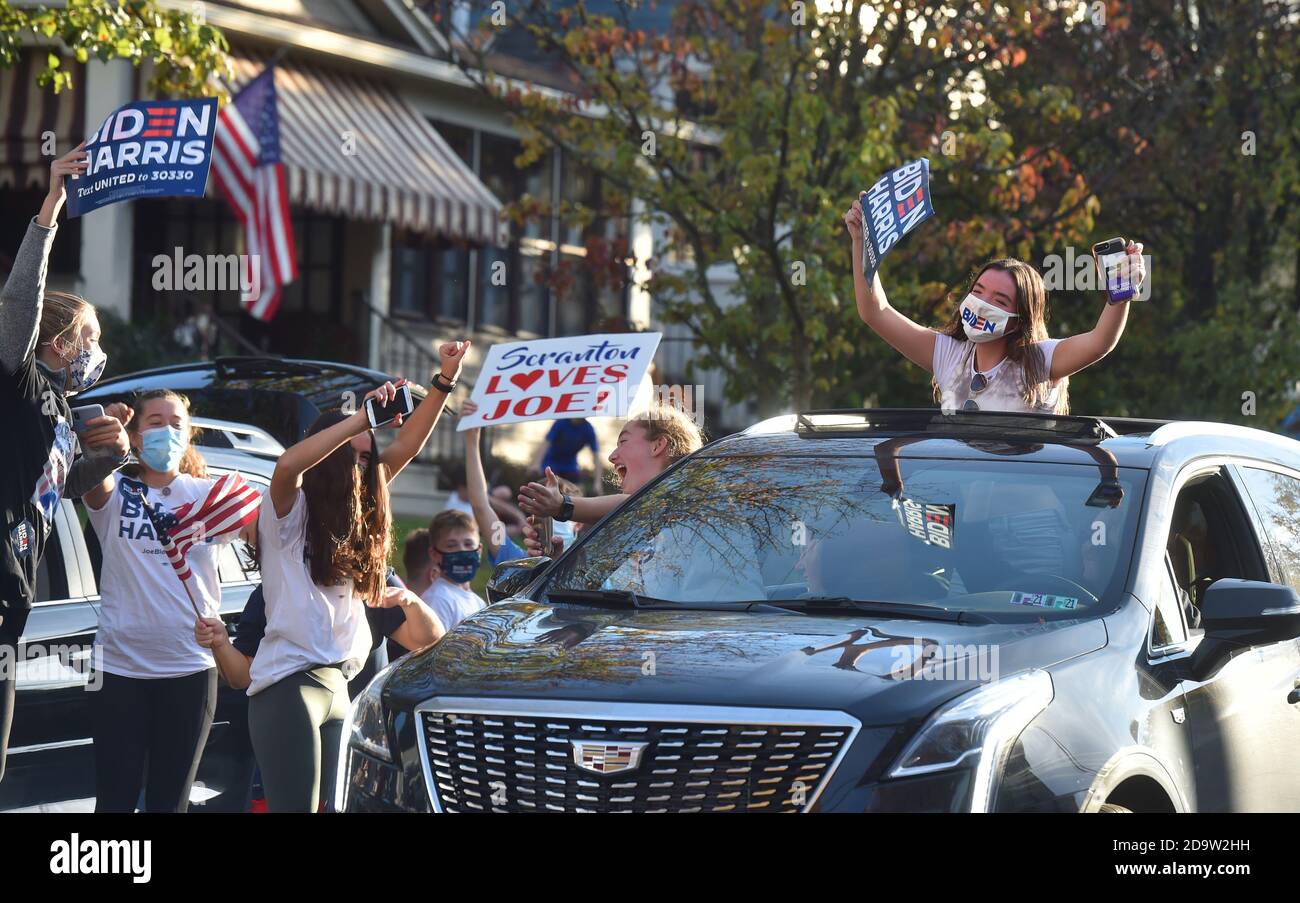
[556, 495, 575, 522]
[431, 371, 457, 394]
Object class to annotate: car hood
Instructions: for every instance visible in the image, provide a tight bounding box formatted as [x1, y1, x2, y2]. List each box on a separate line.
[385, 601, 1107, 727]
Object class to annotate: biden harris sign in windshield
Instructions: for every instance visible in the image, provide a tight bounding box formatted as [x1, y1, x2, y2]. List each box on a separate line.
[67, 98, 218, 218]
[860, 158, 936, 282]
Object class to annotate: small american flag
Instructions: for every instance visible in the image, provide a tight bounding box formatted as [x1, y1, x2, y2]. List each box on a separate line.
[211, 65, 297, 321]
[131, 474, 262, 582]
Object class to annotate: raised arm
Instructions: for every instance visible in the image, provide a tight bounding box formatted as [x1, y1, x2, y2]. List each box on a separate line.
[844, 192, 937, 370]
[270, 384, 392, 517]
[460, 400, 508, 557]
[1049, 241, 1144, 380]
[0, 148, 86, 375]
[379, 341, 470, 480]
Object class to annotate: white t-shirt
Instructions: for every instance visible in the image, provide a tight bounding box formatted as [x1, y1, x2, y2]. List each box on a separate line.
[86, 474, 231, 679]
[443, 491, 475, 517]
[247, 489, 372, 696]
[932, 333, 1064, 414]
[420, 577, 485, 632]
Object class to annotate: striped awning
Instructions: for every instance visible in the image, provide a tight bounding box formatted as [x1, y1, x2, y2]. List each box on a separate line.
[229, 54, 507, 245]
[0, 52, 86, 190]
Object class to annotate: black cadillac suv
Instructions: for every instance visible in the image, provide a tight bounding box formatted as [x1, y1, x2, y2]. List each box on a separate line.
[341, 409, 1300, 813]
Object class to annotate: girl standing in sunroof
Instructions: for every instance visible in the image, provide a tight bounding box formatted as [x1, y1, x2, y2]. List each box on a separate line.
[844, 190, 1144, 414]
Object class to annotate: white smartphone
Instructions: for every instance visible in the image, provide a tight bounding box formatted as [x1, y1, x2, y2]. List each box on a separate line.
[365, 385, 414, 429]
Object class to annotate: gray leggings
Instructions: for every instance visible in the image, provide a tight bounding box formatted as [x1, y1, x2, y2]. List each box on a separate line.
[248, 665, 349, 813]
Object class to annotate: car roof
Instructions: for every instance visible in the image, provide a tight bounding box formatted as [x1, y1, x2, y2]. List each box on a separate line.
[705, 409, 1300, 471]
[83, 356, 428, 401]
[198, 447, 277, 481]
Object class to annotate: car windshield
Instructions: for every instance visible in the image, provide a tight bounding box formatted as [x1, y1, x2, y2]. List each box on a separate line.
[544, 452, 1147, 619]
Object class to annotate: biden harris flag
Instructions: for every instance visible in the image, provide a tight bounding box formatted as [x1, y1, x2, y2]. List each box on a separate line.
[860, 158, 936, 282]
[67, 98, 218, 218]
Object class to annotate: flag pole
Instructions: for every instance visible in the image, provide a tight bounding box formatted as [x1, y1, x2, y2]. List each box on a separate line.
[136, 492, 204, 619]
[128, 480, 257, 686]
[137, 491, 239, 691]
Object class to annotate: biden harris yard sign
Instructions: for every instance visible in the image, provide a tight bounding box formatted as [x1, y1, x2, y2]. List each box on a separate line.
[459, 333, 663, 430]
[67, 98, 218, 218]
[860, 158, 936, 281]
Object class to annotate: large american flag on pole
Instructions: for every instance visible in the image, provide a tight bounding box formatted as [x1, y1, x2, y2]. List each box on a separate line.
[211, 65, 297, 321]
[130, 473, 262, 583]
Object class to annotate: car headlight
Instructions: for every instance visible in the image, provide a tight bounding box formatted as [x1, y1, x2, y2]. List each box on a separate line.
[347, 662, 398, 763]
[336, 661, 400, 812]
[887, 669, 1053, 812]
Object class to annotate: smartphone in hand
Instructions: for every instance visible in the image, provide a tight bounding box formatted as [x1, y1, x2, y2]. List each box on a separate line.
[1092, 237, 1135, 303]
[365, 385, 414, 429]
[70, 403, 105, 436]
[535, 515, 554, 555]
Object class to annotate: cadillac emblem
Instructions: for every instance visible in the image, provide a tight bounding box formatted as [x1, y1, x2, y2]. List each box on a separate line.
[572, 740, 648, 775]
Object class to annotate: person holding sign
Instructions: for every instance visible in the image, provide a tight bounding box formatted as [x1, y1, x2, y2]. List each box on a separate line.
[1, 146, 135, 787]
[844, 193, 1144, 414]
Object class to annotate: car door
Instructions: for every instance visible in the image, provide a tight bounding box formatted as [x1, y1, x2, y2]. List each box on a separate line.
[1222, 462, 1300, 807]
[0, 499, 101, 810]
[1176, 464, 1300, 811]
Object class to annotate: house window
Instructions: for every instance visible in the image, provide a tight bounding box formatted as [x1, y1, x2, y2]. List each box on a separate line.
[410, 118, 632, 337]
[390, 230, 469, 322]
[0, 186, 81, 276]
[132, 198, 244, 320]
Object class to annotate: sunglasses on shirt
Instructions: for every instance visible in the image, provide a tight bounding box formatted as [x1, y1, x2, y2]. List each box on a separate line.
[962, 371, 990, 411]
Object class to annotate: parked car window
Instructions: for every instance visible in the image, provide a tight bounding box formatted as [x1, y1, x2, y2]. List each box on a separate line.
[1236, 466, 1300, 593]
[546, 456, 1147, 618]
[217, 539, 260, 584]
[1151, 556, 1189, 649]
[1166, 471, 1268, 619]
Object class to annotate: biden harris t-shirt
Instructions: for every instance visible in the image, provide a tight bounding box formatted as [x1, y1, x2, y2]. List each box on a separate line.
[85, 475, 230, 679]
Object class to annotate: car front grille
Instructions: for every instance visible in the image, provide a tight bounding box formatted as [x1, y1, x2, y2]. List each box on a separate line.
[416, 699, 859, 813]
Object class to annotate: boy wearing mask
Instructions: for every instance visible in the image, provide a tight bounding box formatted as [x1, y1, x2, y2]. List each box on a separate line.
[421, 510, 486, 632]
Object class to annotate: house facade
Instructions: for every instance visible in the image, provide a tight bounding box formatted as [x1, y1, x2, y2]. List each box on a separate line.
[0, 0, 751, 510]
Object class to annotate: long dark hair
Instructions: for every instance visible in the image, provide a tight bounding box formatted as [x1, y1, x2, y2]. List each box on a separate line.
[931, 258, 1070, 413]
[301, 411, 391, 605]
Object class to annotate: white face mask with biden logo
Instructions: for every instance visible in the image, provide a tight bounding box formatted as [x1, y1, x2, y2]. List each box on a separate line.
[959, 294, 1017, 344]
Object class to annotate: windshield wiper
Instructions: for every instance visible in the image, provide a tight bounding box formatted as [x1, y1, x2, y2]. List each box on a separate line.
[545, 588, 799, 614]
[763, 596, 990, 624]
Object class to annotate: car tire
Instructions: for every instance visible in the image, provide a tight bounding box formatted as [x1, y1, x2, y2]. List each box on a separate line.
[1097, 802, 1132, 813]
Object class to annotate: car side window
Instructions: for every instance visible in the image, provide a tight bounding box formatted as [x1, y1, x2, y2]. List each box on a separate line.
[1236, 466, 1300, 592]
[218, 539, 260, 584]
[210, 467, 266, 586]
[1151, 555, 1189, 650]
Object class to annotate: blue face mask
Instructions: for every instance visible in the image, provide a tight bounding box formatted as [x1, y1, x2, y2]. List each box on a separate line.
[439, 548, 481, 584]
[138, 426, 187, 473]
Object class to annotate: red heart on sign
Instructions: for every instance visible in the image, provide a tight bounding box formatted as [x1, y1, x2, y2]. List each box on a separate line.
[509, 369, 544, 391]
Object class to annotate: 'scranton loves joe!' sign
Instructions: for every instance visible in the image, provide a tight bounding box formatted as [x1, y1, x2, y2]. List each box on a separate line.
[458, 333, 662, 430]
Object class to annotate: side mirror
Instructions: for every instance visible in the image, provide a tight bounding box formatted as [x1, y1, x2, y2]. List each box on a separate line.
[486, 556, 552, 604]
[1190, 579, 1300, 680]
